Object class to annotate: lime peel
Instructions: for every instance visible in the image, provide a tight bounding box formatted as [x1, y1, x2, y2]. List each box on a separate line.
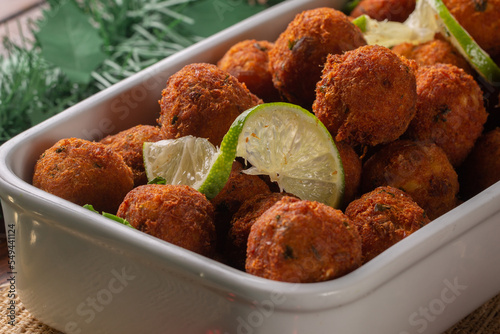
[352, 15, 367, 33]
[197, 129, 239, 199]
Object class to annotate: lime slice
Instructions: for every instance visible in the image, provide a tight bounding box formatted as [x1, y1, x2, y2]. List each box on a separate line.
[352, 0, 500, 83]
[143, 136, 219, 190]
[200, 102, 345, 208]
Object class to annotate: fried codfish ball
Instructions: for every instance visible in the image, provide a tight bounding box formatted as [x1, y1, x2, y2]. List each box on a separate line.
[217, 39, 281, 103]
[459, 128, 500, 198]
[313, 45, 417, 147]
[405, 64, 488, 167]
[158, 63, 262, 147]
[442, 0, 500, 59]
[361, 140, 459, 220]
[391, 37, 473, 74]
[350, 0, 416, 22]
[32, 137, 134, 213]
[210, 160, 272, 245]
[100, 125, 165, 187]
[116, 184, 216, 257]
[227, 193, 299, 269]
[268, 7, 366, 109]
[336, 141, 362, 207]
[345, 186, 430, 263]
[246, 198, 362, 283]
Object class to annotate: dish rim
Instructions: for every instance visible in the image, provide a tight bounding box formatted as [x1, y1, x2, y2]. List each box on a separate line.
[1, 0, 499, 313]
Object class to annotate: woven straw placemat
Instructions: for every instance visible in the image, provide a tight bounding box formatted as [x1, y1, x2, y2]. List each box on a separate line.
[0, 283, 499, 333]
[0, 284, 61, 333]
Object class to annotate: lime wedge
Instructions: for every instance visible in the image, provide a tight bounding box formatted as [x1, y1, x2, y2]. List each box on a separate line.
[200, 102, 345, 208]
[143, 136, 219, 190]
[352, 0, 500, 83]
[426, 0, 500, 83]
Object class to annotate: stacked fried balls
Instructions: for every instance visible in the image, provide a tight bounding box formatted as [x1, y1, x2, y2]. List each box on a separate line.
[32, 3, 500, 283]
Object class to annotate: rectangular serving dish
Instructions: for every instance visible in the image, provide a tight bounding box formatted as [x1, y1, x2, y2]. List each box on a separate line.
[1, 0, 500, 333]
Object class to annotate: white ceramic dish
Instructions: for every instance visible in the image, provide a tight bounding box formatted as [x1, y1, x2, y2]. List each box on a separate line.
[1, 0, 499, 333]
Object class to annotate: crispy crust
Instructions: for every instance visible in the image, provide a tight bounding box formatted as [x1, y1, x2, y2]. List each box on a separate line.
[350, 0, 416, 22]
[405, 63, 488, 167]
[269, 7, 366, 109]
[246, 198, 362, 283]
[117, 184, 216, 257]
[336, 141, 362, 207]
[227, 193, 299, 269]
[391, 36, 473, 74]
[32, 137, 134, 213]
[210, 160, 272, 248]
[361, 139, 459, 220]
[100, 124, 165, 186]
[158, 63, 262, 146]
[217, 39, 281, 102]
[345, 186, 430, 263]
[313, 45, 417, 147]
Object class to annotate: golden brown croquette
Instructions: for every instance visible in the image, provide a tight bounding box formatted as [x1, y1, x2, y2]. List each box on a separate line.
[313, 45, 417, 147]
[269, 7, 366, 109]
[405, 63, 488, 167]
[217, 39, 281, 102]
[361, 140, 459, 220]
[116, 184, 216, 257]
[100, 124, 165, 186]
[227, 192, 299, 269]
[246, 198, 362, 283]
[345, 186, 430, 263]
[391, 37, 473, 74]
[33, 137, 134, 213]
[158, 63, 262, 147]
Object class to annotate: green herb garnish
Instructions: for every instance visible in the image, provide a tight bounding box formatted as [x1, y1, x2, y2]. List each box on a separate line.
[148, 176, 167, 185]
[83, 204, 134, 228]
[374, 203, 392, 212]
